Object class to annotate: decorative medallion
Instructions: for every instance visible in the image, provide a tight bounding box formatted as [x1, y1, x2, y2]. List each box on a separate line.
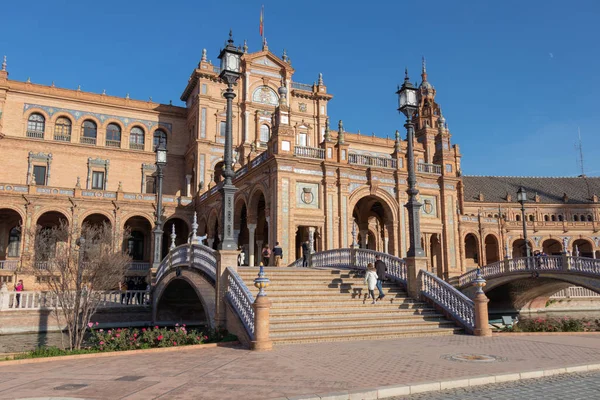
[441, 353, 507, 363]
[252, 86, 279, 106]
[423, 199, 433, 214]
[296, 182, 319, 209]
[301, 187, 314, 204]
[298, 103, 307, 112]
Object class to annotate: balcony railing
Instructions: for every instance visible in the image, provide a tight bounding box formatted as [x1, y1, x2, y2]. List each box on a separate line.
[295, 146, 325, 160]
[26, 130, 44, 139]
[349, 153, 397, 169]
[291, 82, 313, 91]
[106, 140, 121, 148]
[80, 136, 96, 145]
[129, 142, 145, 150]
[53, 134, 71, 142]
[0, 260, 19, 270]
[417, 162, 442, 174]
[128, 262, 151, 271]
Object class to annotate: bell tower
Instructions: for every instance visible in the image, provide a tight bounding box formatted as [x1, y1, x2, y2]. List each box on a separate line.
[414, 58, 441, 164]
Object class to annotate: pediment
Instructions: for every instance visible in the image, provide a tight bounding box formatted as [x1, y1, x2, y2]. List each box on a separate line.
[245, 51, 293, 72]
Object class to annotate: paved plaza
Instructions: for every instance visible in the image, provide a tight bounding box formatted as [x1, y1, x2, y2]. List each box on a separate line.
[1, 334, 600, 399]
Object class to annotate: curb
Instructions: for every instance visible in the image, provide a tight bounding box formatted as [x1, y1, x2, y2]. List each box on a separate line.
[493, 332, 600, 336]
[279, 362, 600, 400]
[0, 341, 241, 365]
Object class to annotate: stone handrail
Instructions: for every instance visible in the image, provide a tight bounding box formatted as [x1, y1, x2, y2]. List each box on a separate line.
[225, 267, 255, 340]
[156, 244, 217, 284]
[349, 153, 397, 169]
[250, 151, 269, 168]
[0, 290, 149, 311]
[291, 82, 313, 91]
[550, 286, 600, 298]
[419, 270, 474, 332]
[295, 146, 325, 160]
[0, 260, 19, 270]
[128, 262, 151, 271]
[568, 257, 600, 274]
[289, 249, 407, 284]
[417, 162, 442, 174]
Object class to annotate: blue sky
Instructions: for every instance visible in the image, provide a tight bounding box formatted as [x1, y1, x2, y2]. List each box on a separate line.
[1, 0, 599, 177]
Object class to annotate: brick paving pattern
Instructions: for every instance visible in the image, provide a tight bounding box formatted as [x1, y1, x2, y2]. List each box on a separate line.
[397, 371, 600, 399]
[0, 334, 599, 399]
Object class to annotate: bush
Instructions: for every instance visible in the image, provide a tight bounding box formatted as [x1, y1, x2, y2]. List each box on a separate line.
[12, 346, 99, 360]
[88, 324, 235, 351]
[505, 317, 599, 333]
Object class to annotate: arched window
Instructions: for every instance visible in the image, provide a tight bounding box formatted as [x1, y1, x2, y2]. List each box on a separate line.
[145, 175, 155, 194]
[551, 215, 556, 222]
[81, 120, 97, 144]
[54, 117, 72, 141]
[573, 215, 579, 222]
[544, 215, 549, 222]
[106, 123, 121, 147]
[129, 126, 145, 150]
[260, 125, 270, 143]
[588, 215, 593, 222]
[580, 215, 586, 222]
[529, 214, 535, 222]
[558, 215, 564, 222]
[127, 231, 145, 261]
[8, 226, 21, 257]
[153, 129, 167, 149]
[516, 214, 521, 222]
[27, 113, 45, 138]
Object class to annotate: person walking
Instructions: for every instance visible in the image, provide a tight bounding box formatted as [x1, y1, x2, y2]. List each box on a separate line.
[14, 279, 24, 308]
[301, 240, 310, 267]
[364, 263, 378, 304]
[262, 245, 271, 266]
[273, 242, 283, 267]
[374, 255, 387, 301]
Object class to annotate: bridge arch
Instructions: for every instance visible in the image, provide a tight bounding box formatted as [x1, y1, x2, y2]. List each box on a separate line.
[153, 267, 215, 328]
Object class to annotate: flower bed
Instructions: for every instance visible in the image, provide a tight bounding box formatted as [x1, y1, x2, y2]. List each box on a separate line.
[504, 317, 600, 333]
[7, 324, 237, 360]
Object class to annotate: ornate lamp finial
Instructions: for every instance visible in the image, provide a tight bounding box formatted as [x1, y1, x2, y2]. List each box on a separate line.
[473, 268, 487, 294]
[254, 265, 270, 296]
[1, 55, 6, 72]
[126, 93, 130, 99]
[243, 40, 248, 53]
[282, 49, 288, 62]
[324, 118, 331, 142]
[201, 48, 207, 62]
[191, 212, 199, 243]
[170, 223, 177, 250]
[75, 176, 81, 189]
[77, 84, 81, 91]
[337, 120, 345, 145]
[26, 77, 31, 83]
[318, 72, 324, 85]
[228, 29, 234, 44]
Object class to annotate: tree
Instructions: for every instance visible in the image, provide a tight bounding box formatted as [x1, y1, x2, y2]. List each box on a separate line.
[30, 220, 131, 350]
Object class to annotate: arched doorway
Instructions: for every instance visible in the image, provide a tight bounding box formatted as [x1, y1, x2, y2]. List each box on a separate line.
[235, 202, 249, 261]
[123, 216, 152, 262]
[155, 278, 206, 325]
[429, 234, 443, 276]
[464, 233, 479, 269]
[162, 218, 190, 259]
[484, 235, 500, 264]
[512, 239, 532, 258]
[542, 239, 562, 255]
[0, 208, 23, 261]
[573, 239, 593, 258]
[35, 211, 70, 267]
[256, 193, 269, 264]
[82, 213, 111, 229]
[352, 195, 394, 254]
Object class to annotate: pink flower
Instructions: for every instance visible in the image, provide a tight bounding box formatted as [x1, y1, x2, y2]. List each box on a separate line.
[203, 336, 208, 340]
[196, 337, 200, 340]
[108, 330, 112, 334]
[116, 334, 120, 338]
[99, 341, 104, 345]
[173, 341, 177, 346]
[133, 333, 138, 338]
[157, 335, 163, 341]
[154, 326, 159, 329]
[99, 329, 104, 333]
[175, 323, 179, 327]
[95, 322, 99, 326]
[87, 322, 93, 328]
[142, 328, 146, 332]
[183, 324, 186, 327]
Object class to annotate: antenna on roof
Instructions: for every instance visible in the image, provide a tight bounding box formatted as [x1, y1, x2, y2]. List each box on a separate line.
[576, 127, 586, 178]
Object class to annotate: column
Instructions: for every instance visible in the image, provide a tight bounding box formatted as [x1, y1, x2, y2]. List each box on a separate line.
[248, 223, 256, 266]
[185, 175, 192, 197]
[308, 227, 316, 253]
[384, 237, 389, 254]
[256, 240, 263, 266]
[234, 229, 240, 247]
[359, 230, 368, 248]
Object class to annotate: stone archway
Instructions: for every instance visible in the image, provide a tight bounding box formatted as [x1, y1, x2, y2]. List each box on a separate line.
[429, 234, 443, 277]
[123, 216, 152, 262]
[352, 193, 397, 255]
[153, 268, 215, 328]
[542, 239, 562, 255]
[573, 239, 593, 258]
[484, 234, 500, 264]
[0, 208, 23, 261]
[512, 239, 532, 258]
[82, 213, 112, 229]
[464, 233, 479, 270]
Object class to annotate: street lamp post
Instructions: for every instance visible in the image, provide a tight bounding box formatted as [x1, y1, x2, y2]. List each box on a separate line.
[152, 141, 167, 269]
[217, 30, 243, 251]
[397, 70, 425, 258]
[516, 186, 531, 258]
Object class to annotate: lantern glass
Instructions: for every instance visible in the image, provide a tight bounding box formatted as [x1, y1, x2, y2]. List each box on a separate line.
[156, 143, 167, 164]
[517, 187, 527, 202]
[221, 51, 241, 73]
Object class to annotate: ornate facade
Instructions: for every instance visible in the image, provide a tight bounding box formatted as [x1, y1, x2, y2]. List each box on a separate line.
[1, 43, 599, 290]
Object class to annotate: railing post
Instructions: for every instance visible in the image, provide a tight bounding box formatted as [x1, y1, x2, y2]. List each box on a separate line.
[252, 266, 272, 351]
[406, 256, 428, 299]
[0, 283, 8, 311]
[216, 249, 239, 328]
[503, 256, 510, 274]
[561, 252, 570, 271]
[472, 269, 492, 337]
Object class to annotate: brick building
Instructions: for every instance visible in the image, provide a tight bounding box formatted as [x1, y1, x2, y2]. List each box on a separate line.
[0, 42, 599, 289]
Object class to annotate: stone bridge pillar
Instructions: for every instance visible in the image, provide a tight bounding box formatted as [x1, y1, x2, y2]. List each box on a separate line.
[215, 250, 238, 328]
[473, 270, 492, 337]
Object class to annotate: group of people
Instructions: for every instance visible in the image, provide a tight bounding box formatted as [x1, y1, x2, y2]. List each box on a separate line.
[364, 255, 388, 304]
[261, 242, 284, 266]
[118, 278, 148, 305]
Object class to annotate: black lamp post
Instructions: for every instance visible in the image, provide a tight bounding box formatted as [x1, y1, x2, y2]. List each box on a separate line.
[152, 140, 167, 269]
[217, 30, 243, 251]
[397, 69, 425, 257]
[516, 186, 531, 258]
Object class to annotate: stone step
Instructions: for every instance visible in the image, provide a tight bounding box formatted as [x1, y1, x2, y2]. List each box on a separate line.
[246, 289, 406, 297]
[269, 301, 427, 311]
[270, 314, 448, 328]
[270, 322, 459, 338]
[269, 308, 439, 319]
[271, 328, 462, 345]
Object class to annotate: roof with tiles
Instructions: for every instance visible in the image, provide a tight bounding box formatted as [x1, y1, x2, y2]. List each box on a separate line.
[462, 176, 600, 204]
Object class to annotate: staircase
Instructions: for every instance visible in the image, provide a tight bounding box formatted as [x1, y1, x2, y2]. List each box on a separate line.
[237, 267, 462, 344]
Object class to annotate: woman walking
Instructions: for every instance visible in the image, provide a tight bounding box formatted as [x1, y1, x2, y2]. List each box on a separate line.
[364, 263, 378, 305]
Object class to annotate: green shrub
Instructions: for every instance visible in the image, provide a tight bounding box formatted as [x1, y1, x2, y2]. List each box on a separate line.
[506, 317, 598, 333]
